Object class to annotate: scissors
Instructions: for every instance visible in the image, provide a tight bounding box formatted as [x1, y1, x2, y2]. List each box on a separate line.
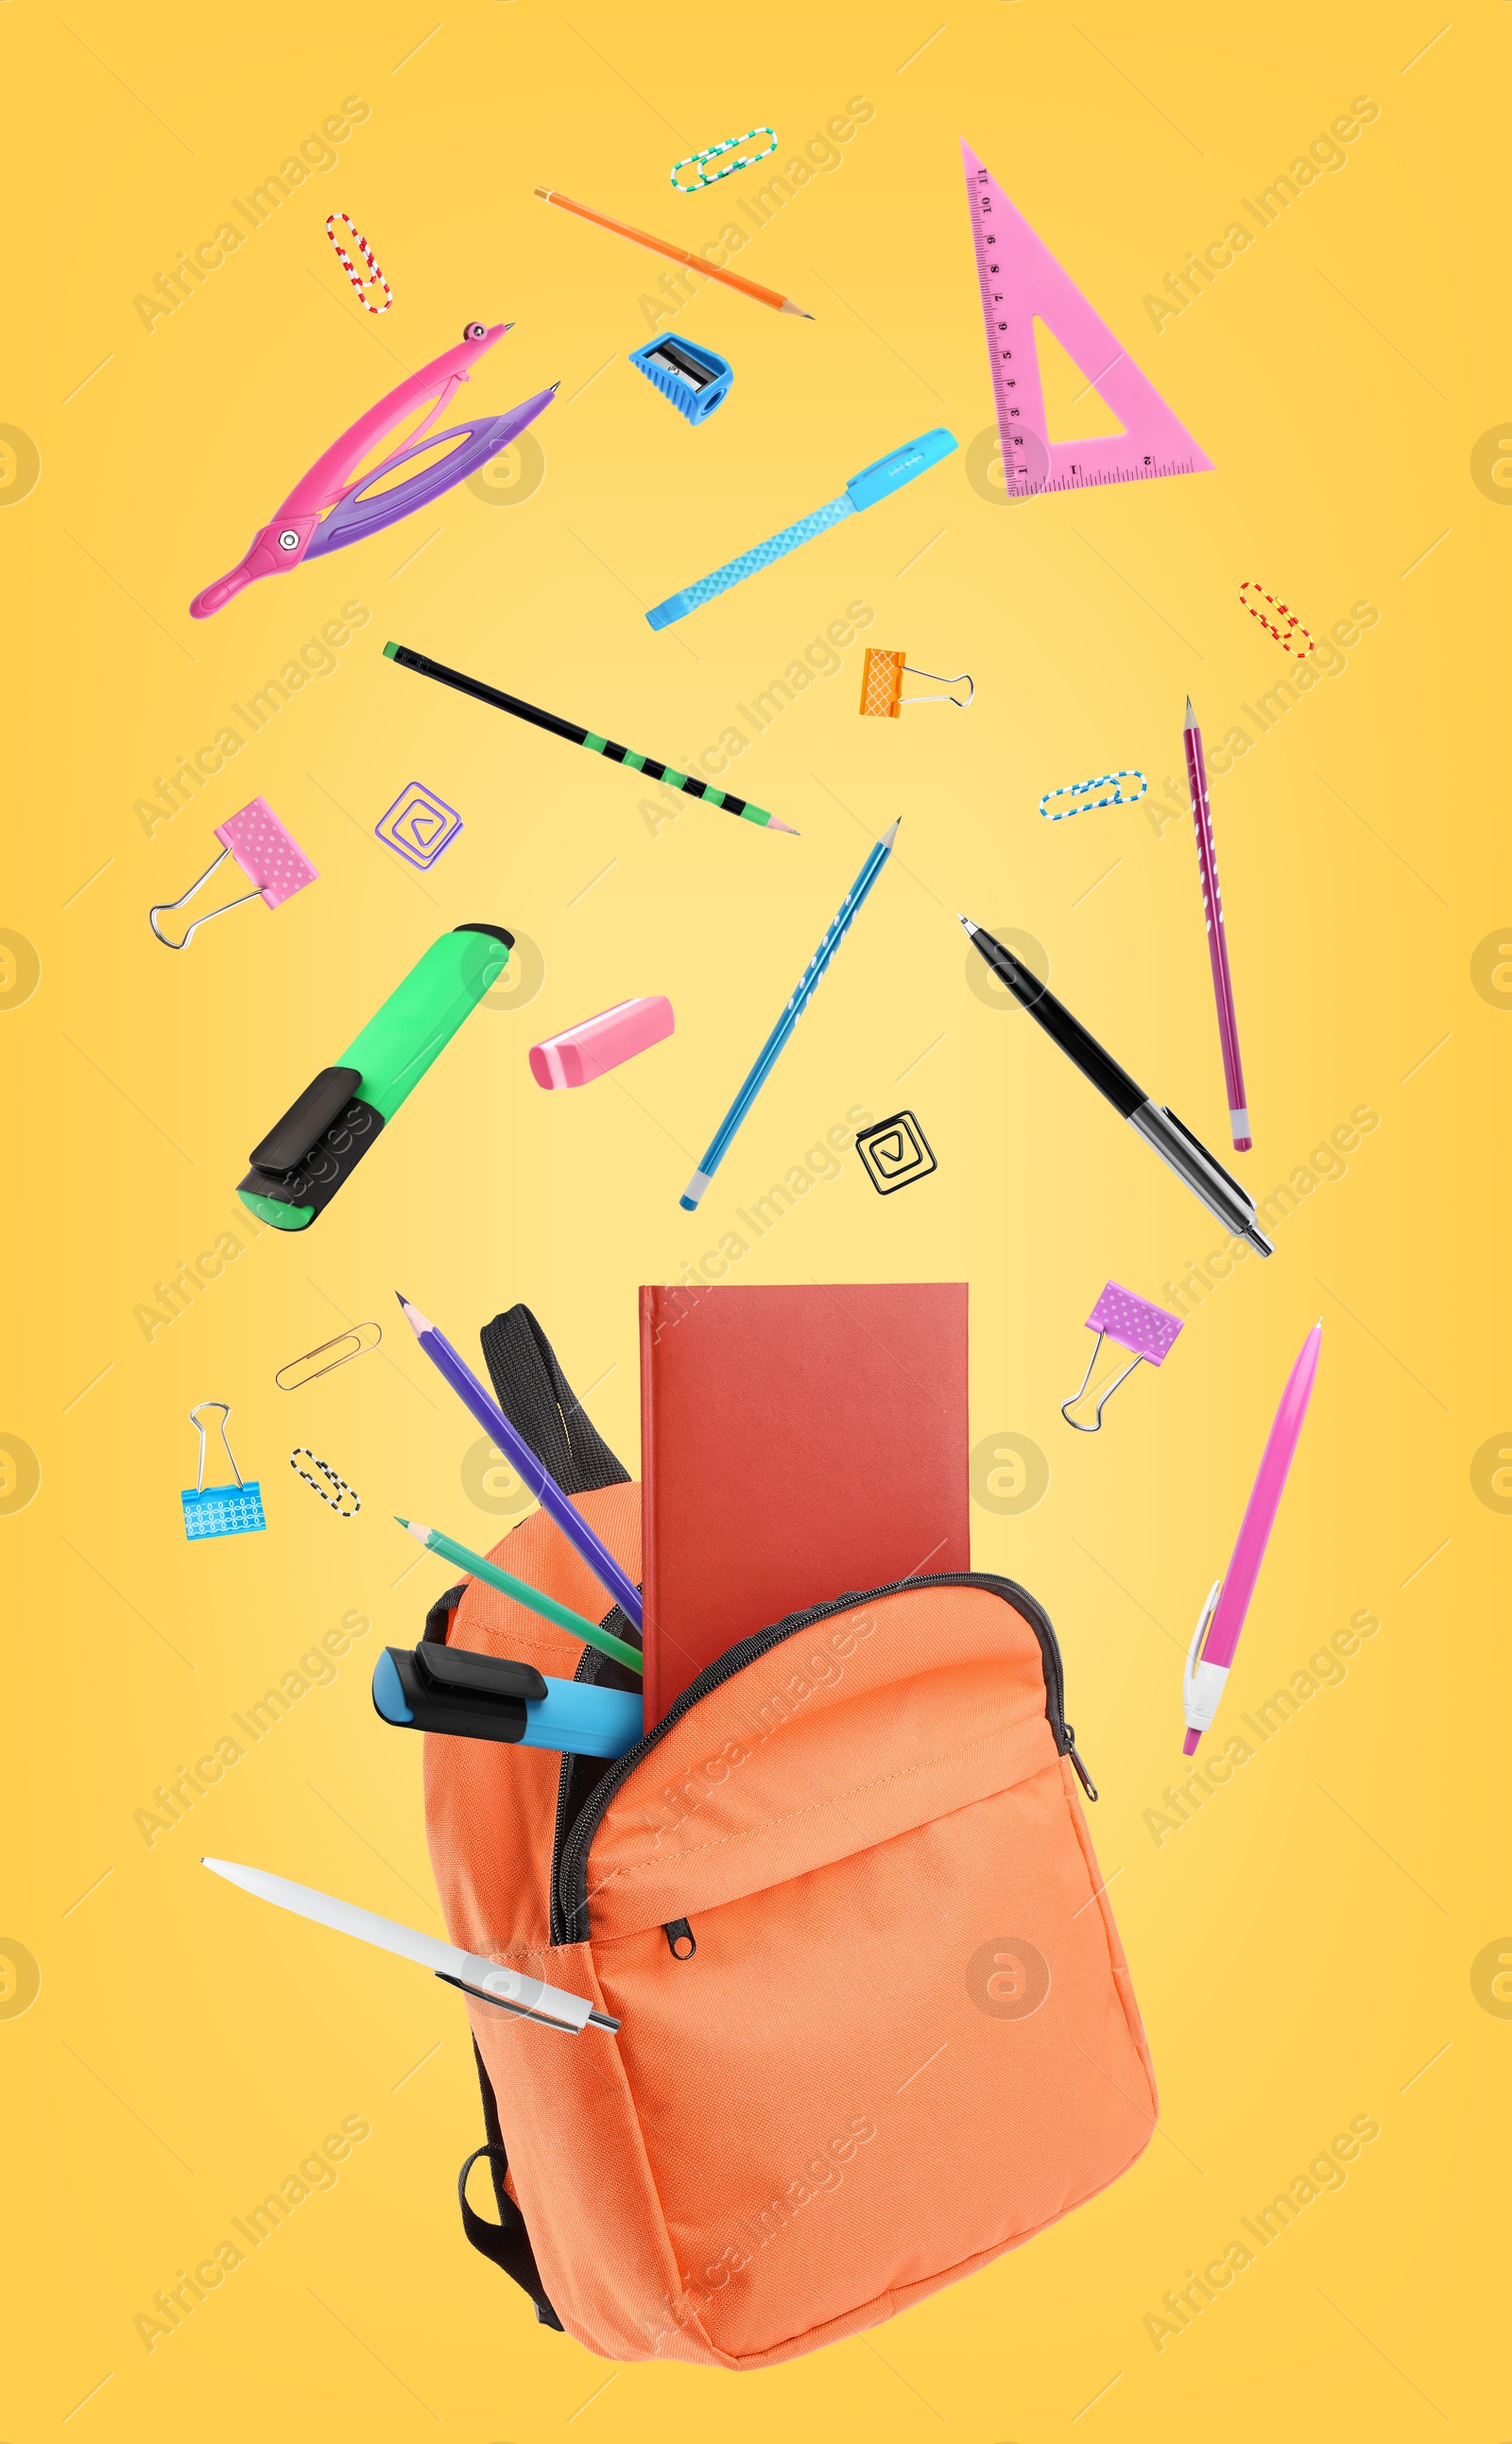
[190, 321, 557, 617]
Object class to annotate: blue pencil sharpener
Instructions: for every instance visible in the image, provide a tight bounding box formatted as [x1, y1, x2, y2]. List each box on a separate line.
[630, 334, 733, 426]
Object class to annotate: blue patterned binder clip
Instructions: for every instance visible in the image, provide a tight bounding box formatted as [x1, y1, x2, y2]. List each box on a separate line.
[181, 1403, 266, 1540]
[1039, 768, 1149, 822]
[629, 334, 733, 427]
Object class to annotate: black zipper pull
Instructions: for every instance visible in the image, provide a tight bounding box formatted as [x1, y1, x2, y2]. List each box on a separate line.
[1061, 1724, 1098, 1801]
[663, 1919, 696, 1959]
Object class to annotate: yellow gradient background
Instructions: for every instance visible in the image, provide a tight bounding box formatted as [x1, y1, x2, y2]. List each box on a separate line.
[3, 1, 1505, 2435]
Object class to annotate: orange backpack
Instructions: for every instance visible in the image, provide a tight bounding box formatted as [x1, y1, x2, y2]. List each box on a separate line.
[422, 1309, 1157, 2369]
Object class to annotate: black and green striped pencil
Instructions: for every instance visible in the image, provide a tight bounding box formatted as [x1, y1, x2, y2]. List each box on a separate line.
[383, 642, 797, 833]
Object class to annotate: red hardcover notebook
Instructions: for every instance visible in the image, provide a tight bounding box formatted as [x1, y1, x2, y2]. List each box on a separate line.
[639, 1282, 970, 1725]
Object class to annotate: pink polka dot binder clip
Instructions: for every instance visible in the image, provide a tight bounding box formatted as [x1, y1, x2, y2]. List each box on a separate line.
[1061, 1282, 1183, 1434]
[149, 798, 318, 950]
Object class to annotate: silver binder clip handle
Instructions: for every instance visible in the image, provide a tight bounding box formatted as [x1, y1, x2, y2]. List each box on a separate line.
[190, 1401, 246, 1492]
[1060, 1332, 1144, 1434]
[149, 846, 261, 950]
[902, 663, 974, 709]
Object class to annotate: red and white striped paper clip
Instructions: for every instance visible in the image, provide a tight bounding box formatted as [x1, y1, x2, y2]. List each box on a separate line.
[325, 213, 392, 313]
[1239, 580, 1314, 658]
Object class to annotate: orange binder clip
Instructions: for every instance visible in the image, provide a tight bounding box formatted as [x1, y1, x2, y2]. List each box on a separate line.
[859, 648, 973, 718]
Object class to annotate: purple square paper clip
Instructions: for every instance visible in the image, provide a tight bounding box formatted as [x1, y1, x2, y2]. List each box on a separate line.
[375, 781, 464, 871]
[1061, 1282, 1184, 1435]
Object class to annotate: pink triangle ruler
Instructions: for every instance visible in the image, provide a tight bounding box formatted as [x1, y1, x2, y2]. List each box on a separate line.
[962, 141, 1212, 499]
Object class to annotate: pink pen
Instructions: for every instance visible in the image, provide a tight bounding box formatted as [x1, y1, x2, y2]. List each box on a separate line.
[1183, 697, 1252, 1153]
[191, 323, 556, 617]
[1182, 1322, 1321, 1754]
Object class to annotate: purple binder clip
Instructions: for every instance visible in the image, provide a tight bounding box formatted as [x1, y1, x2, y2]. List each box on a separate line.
[1062, 1282, 1184, 1434]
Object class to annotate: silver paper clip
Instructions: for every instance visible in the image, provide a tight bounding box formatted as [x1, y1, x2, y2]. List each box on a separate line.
[275, 1321, 384, 1391]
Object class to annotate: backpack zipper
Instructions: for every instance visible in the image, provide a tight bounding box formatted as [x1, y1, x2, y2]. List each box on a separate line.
[553, 1572, 1091, 1946]
[547, 1608, 642, 1946]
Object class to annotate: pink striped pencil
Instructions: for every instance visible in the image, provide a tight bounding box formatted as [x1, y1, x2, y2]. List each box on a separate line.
[1183, 698, 1251, 1152]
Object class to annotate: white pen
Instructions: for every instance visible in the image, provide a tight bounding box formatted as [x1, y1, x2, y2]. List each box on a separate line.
[203, 1858, 618, 2036]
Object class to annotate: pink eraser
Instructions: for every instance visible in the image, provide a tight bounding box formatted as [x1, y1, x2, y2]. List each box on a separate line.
[529, 996, 675, 1090]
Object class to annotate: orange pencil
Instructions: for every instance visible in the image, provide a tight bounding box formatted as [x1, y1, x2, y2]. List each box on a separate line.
[534, 187, 815, 318]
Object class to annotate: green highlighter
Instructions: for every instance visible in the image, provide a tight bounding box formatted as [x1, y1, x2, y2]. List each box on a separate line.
[239, 924, 512, 1231]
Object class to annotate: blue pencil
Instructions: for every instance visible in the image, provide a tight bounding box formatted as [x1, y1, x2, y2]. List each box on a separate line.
[680, 820, 900, 1210]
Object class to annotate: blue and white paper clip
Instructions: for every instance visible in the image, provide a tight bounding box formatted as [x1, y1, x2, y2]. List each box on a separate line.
[1040, 768, 1149, 822]
[671, 127, 777, 192]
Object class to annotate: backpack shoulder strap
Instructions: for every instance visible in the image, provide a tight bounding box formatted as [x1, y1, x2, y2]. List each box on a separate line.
[456, 2041, 563, 2329]
[478, 1304, 628, 1493]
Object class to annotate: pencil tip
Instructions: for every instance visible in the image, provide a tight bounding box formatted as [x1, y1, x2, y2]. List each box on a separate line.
[1184, 697, 1196, 724]
[767, 816, 799, 835]
[394, 1291, 408, 1307]
[881, 819, 901, 846]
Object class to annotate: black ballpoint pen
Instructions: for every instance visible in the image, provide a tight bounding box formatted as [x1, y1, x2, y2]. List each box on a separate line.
[959, 916, 1272, 1255]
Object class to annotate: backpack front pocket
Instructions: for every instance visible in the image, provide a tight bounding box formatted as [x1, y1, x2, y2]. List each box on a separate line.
[560, 1577, 1153, 2363]
[586, 1758, 1153, 2362]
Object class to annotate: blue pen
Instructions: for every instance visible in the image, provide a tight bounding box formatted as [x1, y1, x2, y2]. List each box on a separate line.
[646, 430, 957, 629]
[373, 1644, 643, 1761]
[680, 820, 900, 1210]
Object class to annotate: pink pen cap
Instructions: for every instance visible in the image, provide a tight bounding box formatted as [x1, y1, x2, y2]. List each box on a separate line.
[529, 996, 675, 1090]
